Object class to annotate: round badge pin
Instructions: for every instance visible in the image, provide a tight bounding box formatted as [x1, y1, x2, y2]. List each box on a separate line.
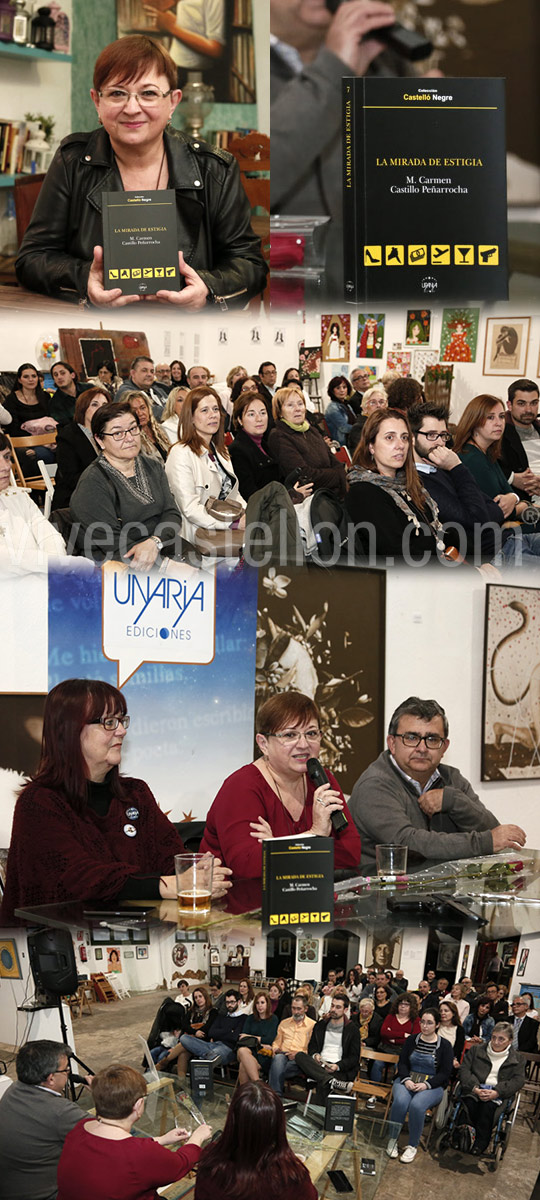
[123, 823, 137, 838]
[126, 807, 139, 820]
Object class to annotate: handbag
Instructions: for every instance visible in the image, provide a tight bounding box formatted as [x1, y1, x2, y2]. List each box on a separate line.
[238, 1035, 260, 1050]
[204, 496, 244, 522]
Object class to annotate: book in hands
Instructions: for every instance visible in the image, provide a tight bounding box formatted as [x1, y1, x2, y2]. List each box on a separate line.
[102, 189, 181, 295]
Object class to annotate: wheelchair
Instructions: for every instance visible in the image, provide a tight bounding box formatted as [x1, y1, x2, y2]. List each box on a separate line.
[436, 1082, 520, 1171]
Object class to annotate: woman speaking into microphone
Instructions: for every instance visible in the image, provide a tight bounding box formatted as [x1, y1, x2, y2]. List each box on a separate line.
[200, 691, 361, 877]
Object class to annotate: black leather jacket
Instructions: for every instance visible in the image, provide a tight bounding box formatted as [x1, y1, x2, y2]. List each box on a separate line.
[15, 127, 267, 307]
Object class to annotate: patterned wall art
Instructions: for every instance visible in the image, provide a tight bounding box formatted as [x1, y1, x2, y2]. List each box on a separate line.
[357, 314, 385, 360]
[386, 349, 411, 377]
[483, 317, 531, 376]
[482, 584, 540, 781]
[411, 349, 439, 382]
[321, 314, 351, 362]
[406, 309, 431, 345]
[440, 308, 480, 363]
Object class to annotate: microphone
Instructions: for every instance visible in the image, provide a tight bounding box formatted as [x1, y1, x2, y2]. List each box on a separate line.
[325, 0, 433, 62]
[307, 758, 348, 834]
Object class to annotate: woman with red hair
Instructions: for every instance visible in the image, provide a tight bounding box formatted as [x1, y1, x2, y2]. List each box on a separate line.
[453, 395, 529, 522]
[194, 1081, 317, 1200]
[0, 678, 230, 922]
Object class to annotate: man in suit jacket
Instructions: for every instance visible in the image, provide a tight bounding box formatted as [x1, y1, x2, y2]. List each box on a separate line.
[509, 996, 539, 1052]
[0, 1040, 87, 1200]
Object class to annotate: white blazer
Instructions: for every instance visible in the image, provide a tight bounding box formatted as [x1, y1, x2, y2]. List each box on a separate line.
[165, 442, 245, 544]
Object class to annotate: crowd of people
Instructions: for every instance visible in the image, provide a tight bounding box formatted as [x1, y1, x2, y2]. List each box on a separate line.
[1, 964, 534, 1198]
[2, 347, 540, 571]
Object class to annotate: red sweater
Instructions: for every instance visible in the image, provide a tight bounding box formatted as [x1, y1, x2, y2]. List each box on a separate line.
[57, 1120, 200, 1200]
[200, 763, 361, 877]
[0, 777, 184, 922]
[380, 1013, 422, 1048]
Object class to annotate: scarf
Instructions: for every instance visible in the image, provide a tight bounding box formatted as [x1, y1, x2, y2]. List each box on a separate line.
[281, 417, 310, 433]
[347, 465, 446, 550]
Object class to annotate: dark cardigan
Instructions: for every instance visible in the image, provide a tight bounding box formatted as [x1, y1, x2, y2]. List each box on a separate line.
[52, 421, 98, 510]
[267, 421, 346, 499]
[229, 426, 282, 501]
[346, 479, 442, 560]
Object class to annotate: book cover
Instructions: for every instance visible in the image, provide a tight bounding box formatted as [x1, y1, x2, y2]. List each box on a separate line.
[102, 188, 180, 296]
[261, 835, 334, 934]
[343, 77, 508, 303]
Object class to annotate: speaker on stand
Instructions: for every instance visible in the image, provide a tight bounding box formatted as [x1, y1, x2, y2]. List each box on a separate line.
[27, 928, 94, 1099]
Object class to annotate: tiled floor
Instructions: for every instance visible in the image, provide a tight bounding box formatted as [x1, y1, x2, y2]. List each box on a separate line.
[2, 989, 540, 1199]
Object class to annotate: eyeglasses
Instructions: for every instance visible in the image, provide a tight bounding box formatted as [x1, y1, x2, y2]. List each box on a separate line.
[419, 430, 452, 443]
[394, 731, 445, 749]
[102, 424, 140, 442]
[89, 716, 131, 731]
[98, 87, 173, 107]
[262, 728, 321, 744]
[55, 1067, 70, 1075]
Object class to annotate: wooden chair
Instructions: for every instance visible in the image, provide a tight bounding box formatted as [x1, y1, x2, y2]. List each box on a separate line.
[228, 131, 270, 309]
[64, 983, 93, 1020]
[8, 431, 56, 492]
[90, 972, 119, 1003]
[352, 1047, 399, 1118]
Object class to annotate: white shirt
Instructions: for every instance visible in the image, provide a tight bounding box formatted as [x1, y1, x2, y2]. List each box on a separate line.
[169, 0, 225, 70]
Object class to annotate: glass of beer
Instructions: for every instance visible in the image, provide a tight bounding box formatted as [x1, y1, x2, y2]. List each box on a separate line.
[175, 853, 213, 916]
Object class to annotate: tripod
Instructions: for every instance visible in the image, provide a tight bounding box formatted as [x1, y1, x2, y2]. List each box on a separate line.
[53, 994, 95, 1101]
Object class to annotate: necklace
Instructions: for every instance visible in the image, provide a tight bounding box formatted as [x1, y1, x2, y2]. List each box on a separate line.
[115, 144, 167, 192]
[265, 763, 306, 830]
[97, 1118, 130, 1132]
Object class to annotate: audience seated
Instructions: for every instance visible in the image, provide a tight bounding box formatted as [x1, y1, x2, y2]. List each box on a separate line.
[157, 986, 215, 1075]
[160, 386, 188, 443]
[267, 387, 347, 500]
[387, 1008, 453, 1164]
[463, 995, 495, 1044]
[57, 1064, 209, 1200]
[268, 994, 315, 1096]
[438, 1000, 466, 1071]
[457, 1023, 525, 1156]
[324, 376, 357, 446]
[0, 1040, 87, 1200]
[237, 990, 279, 1084]
[194, 1081, 317, 1200]
[4, 363, 56, 477]
[369, 993, 421, 1092]
[126, 391, 171, 461]
[52, 387, 108, 511]
[508, 994, 540, 1051]
[49, 362, 91, 427]
[294, 991, 360, 1101]
[176, 989, 245, 1076]
[165, 386, 246, 551]
[453, 395, 531, 524]
[0, 432, 68, 573]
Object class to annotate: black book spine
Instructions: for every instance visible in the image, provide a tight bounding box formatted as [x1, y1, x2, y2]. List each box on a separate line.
[343, 78, 358, 303]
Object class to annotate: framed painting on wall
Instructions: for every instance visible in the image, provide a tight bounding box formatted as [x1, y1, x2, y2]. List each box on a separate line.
[357, 314, 385, 359]
[482, 584, 540, 781]
[321, 314, 350, 362]
[440, 308, 480, 364]
[0, 939, 21, 979]
[59, 329, 151, 382]
[483, 318, 531, 376]
[406, 309, 431, 346]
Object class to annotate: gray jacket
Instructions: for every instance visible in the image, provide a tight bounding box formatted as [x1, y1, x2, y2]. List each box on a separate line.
[0, 1081, 84, 1200]
[349, 750, 498, 874]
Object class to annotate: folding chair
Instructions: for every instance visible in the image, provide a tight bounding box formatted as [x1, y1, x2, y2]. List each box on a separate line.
[8, 432, 56, 492]
[352, 1047, 399, 1118]
[37, 459, 57, 518]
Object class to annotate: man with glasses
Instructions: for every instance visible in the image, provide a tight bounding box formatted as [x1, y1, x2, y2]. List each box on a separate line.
[409, 402, 520, 562]
[509, 997, 540, 1052]
[349, 696, 526, 874]
[0, 1040, 87, 1200]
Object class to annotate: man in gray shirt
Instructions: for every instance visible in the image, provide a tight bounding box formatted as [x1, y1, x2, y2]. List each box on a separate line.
[349, 697, 526, 874]
[0, 1040, 86, 1200]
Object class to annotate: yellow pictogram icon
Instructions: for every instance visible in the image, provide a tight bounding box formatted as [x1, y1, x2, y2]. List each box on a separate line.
[165, 266, 176, 277]
[289, 913, 299, 923]
[408, 245, 427, 265]
[109, 269, 119, 279]
[454, 245, 474, 265]
[431, 245, 451, 265]
[155, 267, 165, 277]
[143, 268, 153, 278]
[364, 245, 382, 266]
[478, 245, 499, 265]
[385, 245, 404, 266]
[120, 269, 130, 279]
[279, 914, 289, 924]
[269, 915, 278, 925]
[132, 268, 142, 278]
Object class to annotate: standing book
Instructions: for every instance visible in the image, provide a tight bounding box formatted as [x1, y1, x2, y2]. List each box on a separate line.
[343, 77, 508, 303]
[261, 835, 334, 934]
[102, 189, 180, 295]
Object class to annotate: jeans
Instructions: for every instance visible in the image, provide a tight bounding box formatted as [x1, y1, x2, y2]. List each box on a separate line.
[179, 1033, 234, 1066]
[495, 530, 540, 566]
[150, 1046, 171, 1064]
[268, 1052, 302, 1096]
[461, 1095, 501, 1152]
[390, 1080, 444, 1147]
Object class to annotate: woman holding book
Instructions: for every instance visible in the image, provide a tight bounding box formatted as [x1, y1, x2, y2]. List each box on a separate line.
[16, 36, 266, 309]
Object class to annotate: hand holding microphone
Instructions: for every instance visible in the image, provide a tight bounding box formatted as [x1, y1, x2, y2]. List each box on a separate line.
[307, 758, 349, 835]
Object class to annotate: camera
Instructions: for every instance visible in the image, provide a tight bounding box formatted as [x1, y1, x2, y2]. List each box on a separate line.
[324, 0, 433, 62]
